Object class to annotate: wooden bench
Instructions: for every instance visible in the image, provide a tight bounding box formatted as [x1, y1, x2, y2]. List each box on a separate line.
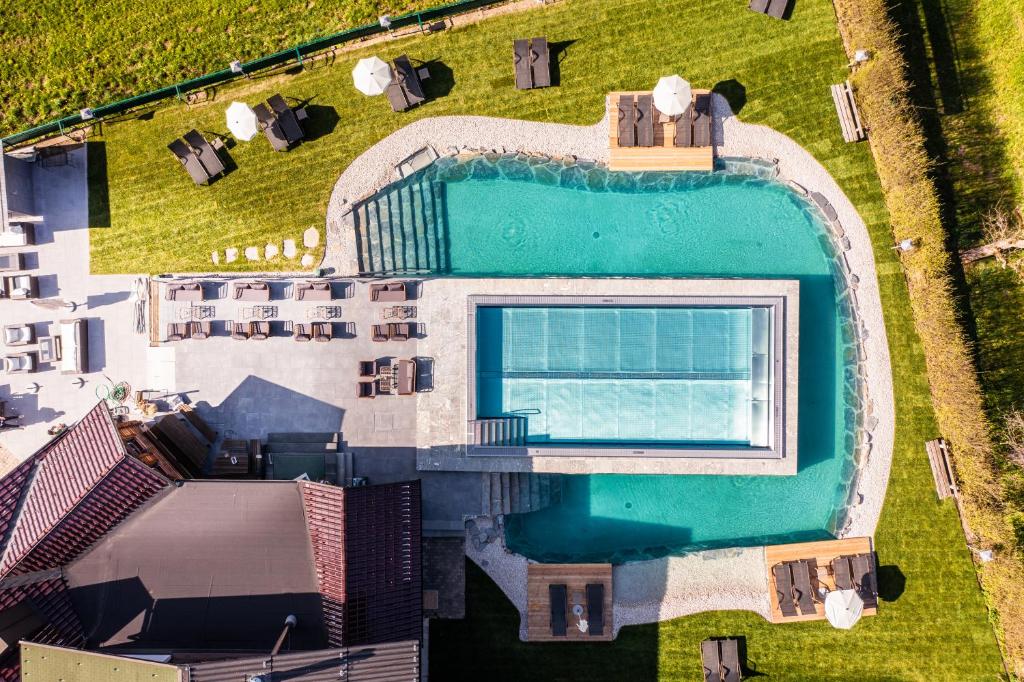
[925, 438, 957, 500]
[831, 81, 867, 143]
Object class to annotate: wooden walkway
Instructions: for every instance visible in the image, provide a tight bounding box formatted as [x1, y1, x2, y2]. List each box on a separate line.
[526, 563, 613, 641]
[764, 537, 877, 624]
[607, 91, 714, 172]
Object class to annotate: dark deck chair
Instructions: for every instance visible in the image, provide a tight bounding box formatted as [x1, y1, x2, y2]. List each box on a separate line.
[166, 323, 188, 341]
[513, 39, 532, 89]
[720, 639, 741, 682]
[189, 321, 212, 339]
[701, 640, 721, 682]
[312, 322, 332, 342]
[251, 321, 270, 340]
[372, 324, 389, 342]
[358, 360, 376, 377]
[168, 138, 209, 185]
[357, 381, 376, 398]
[617, 95, 636, 147]
[851, 553, 878, 603]
[394, 55, 425, 104]
[586, 583, 604, 636]
[549, 584, 568, 637]
[832, 555, 854, 590]
[748, 0, 771, 12]
[791, 560, 816, 615]
[388, 322, 412, 341]
[530, 37, 551, 87]
[253, 103, 290, 151]
[268, 94, 304, 144]
[772, 563, 798, 617]
[693, 94, 712, 147]
[674, 104, 694, 147]
[635, 94, 655, 147]
[294, 323, 312, 342]
[767, 0, 789, 18]
[385, 80, 412, 112]
[183, 129, 225, 177]
[230, 322, 250, 340]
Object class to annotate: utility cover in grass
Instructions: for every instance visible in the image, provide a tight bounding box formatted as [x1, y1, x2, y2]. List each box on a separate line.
[303, 228, 319, 248]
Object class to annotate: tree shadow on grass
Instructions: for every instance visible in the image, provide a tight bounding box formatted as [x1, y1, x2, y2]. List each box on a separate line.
[86, 141, 109, 228]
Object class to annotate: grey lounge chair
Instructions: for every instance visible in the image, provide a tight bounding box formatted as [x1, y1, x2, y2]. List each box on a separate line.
[674, 103, 694, 147]
[183, 129, 226, 177]
[720, 638, 741, 682]
[693, 94, 712, 147]
[385, 81, 410, 112]
[394, 56, 426, 105]
[701, 639, 721, 682]
[513, 39, 532, 89]
[3, 352, 37, 374]
[790, 560, 816, 615]
[767, 0, 788, 18]
[586, 583, 604, 636]
[530, 37, 551, 88]
[851, 553, 878, 604]
[832, 556, 854, 590]
[253, 103, 290, 151]
[549, 584, 567, 636]
[268, 94, 304, 144]
[772, 563, 798, 617]
[636, 94, 655, 147]
[3, 324, 34, 346]
[168, 138, 209, 185]
[617, 96, 636, 147]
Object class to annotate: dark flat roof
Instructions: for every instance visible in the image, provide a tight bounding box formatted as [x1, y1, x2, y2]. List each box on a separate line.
[65, 481, 325, 651]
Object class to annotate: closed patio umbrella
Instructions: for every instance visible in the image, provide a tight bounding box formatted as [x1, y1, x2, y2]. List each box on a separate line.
[824, 589, 864, 630]
[352, 56, 393, 96]
[653, 75, 692, 117]
[226, 101, 259, 141]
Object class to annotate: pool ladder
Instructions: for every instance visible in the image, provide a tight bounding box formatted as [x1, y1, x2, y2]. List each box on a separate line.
[470, 417, 528, 447]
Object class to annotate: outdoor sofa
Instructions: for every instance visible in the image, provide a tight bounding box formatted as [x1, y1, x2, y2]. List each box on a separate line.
[370, 281, 409, 302]
[165, 282, 204, 301]
[233, 281, 271, 301]
[294, 281, 332, 301]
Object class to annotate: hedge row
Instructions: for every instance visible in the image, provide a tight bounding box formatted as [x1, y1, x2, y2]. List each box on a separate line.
[831, 0, 1024, 675]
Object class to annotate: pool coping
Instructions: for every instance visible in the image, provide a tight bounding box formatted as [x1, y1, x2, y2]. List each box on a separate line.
[464, 291, 797, 467]
[324, 96, 896, 634]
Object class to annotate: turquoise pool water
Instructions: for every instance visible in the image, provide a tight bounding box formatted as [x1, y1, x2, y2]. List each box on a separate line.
[476, 305, 766, 446]
[353, 156, 859, 563]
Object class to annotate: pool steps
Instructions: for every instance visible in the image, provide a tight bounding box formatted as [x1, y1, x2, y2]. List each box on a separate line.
[470, 416, 528, 447]
[480, 472, 562, 517]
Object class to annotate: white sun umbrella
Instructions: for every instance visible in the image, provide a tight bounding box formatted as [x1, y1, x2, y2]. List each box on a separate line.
[352, 56, 393, 96]
[824, 589, 864, 630]
[652, 75, 693, 117]
[225, 101, 259, 141]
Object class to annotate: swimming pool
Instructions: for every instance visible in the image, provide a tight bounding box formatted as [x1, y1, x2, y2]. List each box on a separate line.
[475, 304, 773, 448]
[353, 155, 860, 562]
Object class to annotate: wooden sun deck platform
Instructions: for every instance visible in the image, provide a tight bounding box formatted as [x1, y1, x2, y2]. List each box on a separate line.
[607, 90, 714, 172]
[765, 537, 877, 624]
[526, 563, 613, 642]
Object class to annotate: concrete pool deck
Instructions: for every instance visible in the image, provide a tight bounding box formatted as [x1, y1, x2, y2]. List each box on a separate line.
[324, 98, 894, 632]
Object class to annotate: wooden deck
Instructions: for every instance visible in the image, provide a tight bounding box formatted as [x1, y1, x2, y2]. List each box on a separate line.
[526, 563, 613, 641]
[764, 537, 877, 624]
[607, 91, 714, 172]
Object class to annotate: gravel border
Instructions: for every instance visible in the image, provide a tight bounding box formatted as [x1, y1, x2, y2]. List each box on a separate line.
[328, 97, 895, 635]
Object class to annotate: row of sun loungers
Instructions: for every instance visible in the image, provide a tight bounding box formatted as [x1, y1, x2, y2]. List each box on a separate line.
[548, 583, 603, 637]
[702, 638, 741, 682]
[617, 94, 711, 148]
[166, 280, 347, 301]
[773, 553, 878, 618]
[513, 37, 551, 90]
[386, 55, 428, 113]
[168, 130, 225, 185]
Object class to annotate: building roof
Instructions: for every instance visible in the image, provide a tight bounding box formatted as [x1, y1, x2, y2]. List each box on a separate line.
[0, 573, 86, 681]
[20, 642, 181, 682]
[66, 481, 326, 652]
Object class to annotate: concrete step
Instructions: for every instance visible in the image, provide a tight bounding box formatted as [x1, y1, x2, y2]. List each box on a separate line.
[509, 471, 520, 512]
[481, 473, 492, 516]
[530, 474, 541, 512]
[267, 432, 339, 444]
[490, 473, 502, 517]
[500, 473, 511, 515]
[266, 441, 338, 454]
[517, 472, 531, 513]
[550, 475, 563, 504]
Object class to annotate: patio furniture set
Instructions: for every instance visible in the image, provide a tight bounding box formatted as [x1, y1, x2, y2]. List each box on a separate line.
[357, 358, 417, 398]
[254, 93, 308, 151]
[549, 583, 603, 637]
[368, 282, 423, 342]
[386, 55, 430, 112]
[168, 130, 226, 185]
[2, 318, 88, 375]
[513, 37, 551, 90]
[772, 552, 878, 618]
[616, 93, 711, 148]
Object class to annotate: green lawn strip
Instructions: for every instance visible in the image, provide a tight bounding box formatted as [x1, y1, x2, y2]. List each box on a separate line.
[0, 0, 439, 138]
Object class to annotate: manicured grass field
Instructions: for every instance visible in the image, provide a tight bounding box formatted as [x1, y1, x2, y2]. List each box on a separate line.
[76, 0, 1004, 677]
[0, 0, 434, 138]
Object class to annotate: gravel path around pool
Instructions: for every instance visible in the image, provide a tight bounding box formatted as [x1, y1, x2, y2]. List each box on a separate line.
[327, 98, 896, 636]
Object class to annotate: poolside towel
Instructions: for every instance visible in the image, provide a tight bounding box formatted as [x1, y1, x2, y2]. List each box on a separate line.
[617, 95, 636, 147]
[586, 583, 604, 636]
[636, 94, 655, 147]
[791, 559, 817, 615]
[549, 584, 568, 636]
[772, 563, 798, 617]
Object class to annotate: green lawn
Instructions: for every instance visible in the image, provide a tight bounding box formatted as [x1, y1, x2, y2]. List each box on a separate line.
[0, 0, 435, 138]
[78, 0, 1005, 677]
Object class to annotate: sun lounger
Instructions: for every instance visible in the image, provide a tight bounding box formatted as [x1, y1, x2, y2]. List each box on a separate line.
[230, 322, 251, 340]
[253, 103, 290, 151]
[396, 359, 416, 395]
[370, 281, 409, 302]
[586, 583, 604, 636]
[790, 560, 816, 615]
[674, 103, 694, 147]
[767, 0, 788, 18]
[693, 94, 712, 147]
[636, 94, 655, 147]
[385, 80, 412, 112]
[294, 323, 312, 342]
[312, 322, 332, 342]
[851, 553, 878, 603]
[189, 321, 212, 339]
[513, 39, 532, 89]
[772, 563, 798, 617]
[168, 138, 209, 185]
[251, 321, 270, 340]
[166, 323, 189, 341]
[831, 556, 853, 590]
[549, 584, 568, 637]
[3, 352, 37, 374]
[2, 275, 37, 300]
[616, 95, 636, 148]
[183, 130, 226, 177]
[295, 281, 332, 301]
[3, 324, 34, 346]
[357, 381, 376, 399]
[530, 37, 551, 88]
[393, 56, 426, 105]
[0, 253, 24, 272]
[372, 324, 389, 342]
[267, 94, 304, 144]
[701, 639, 721, 682]
[388, 322, 415, 341]
[233, 281, 271, 301]
[720, 639, 741, 682]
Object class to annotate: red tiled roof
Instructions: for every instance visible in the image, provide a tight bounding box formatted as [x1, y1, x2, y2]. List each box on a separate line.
[0, 575, 85, 681]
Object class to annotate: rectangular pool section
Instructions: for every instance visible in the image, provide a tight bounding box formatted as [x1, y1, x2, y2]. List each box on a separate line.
[467, 293, 793, 460]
